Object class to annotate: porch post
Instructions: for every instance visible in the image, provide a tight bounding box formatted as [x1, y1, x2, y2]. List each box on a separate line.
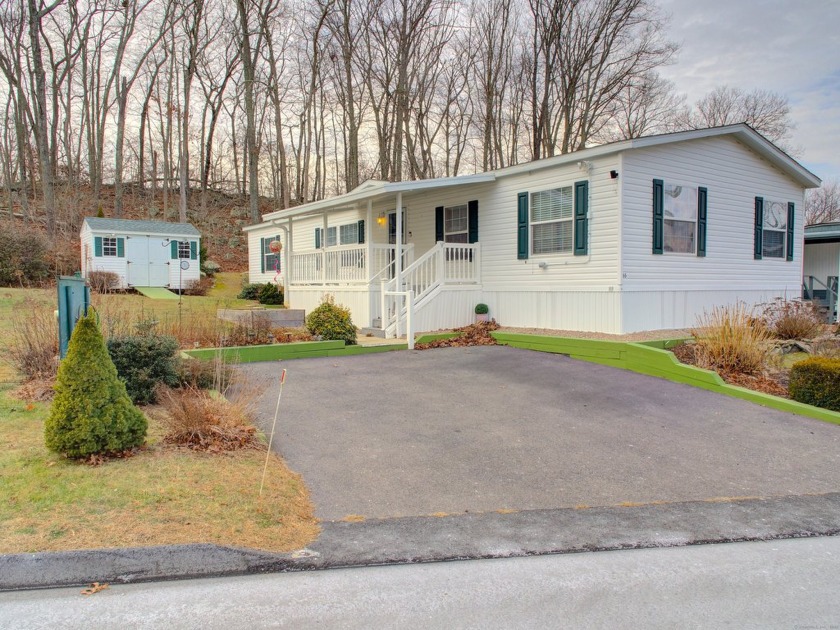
[395, 191, 403, 290]
[836, 247, 840, 323]
[322, 211, 328, 284]
[286, 217, 293, 292]
[366, 200, 373, 283]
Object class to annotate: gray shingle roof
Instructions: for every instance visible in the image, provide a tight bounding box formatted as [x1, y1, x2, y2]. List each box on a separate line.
[83, 217, 201, 237]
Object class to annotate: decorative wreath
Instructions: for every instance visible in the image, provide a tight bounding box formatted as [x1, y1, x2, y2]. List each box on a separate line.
[269, 240, 282, 253]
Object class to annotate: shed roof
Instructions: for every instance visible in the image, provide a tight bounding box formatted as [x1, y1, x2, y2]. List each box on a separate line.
[83, 217, 200, 237]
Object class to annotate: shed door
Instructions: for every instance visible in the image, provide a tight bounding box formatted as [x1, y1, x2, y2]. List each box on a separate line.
[148, 238, 170, 286]
[126, 236, 149, 286]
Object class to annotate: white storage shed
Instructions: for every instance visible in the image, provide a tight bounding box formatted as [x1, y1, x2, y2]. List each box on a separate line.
[81, 218, 201, 290]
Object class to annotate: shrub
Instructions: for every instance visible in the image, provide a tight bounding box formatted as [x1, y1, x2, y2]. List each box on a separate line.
[45, 311, 147, 458]
[7, 299, 59, 381]
[257, 282, 284, 305]
[157, 386, 260, 452]
[177, 355, 234, 391]
[789, 356, 840, 411]
[475, 303, 489, 315]
[237, 283, 263, 300]
[182, 276, 214, 296]
[692, 303, 771, 375]
[87, 271, 120, 294]
[306, 294, 357, 345]
[0, 224, 50, 286]
[107, 333, 180, 404]
[760, 298, 823, 340]
[201, 260, 221, 276]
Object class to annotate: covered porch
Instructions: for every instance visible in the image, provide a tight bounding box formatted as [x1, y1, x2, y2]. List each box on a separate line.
[250, 175, 492, 336]
[803, 222, 840, 323]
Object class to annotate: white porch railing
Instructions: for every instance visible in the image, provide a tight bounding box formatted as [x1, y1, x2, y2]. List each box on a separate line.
[379, 242, 480, 337]
[290, 244, 413, 285]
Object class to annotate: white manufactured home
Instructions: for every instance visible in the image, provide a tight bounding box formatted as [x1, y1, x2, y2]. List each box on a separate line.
[245, 124, 821, 335]
[803, 222, 840, 322]
[81, 218, 201, 290]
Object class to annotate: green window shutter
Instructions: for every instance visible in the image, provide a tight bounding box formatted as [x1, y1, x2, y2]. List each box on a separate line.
[435, 206, 444, 242]
[652, 179, 664, 255]
[468, 200, 479, 244]
[358, 220, 365, 244]
[517, 192, 529, 260]
[697, 187, 708, 257]
[190, 241, 197, 260]
[260, 238, 266, 273]
[315, 228, 321, 249]
[754, 197, 764, 260]
[574, 181, 588, 256]
[94, 236, 102, 257]
[117, 238, 125, 257]
[786, 202, 794, 261]
[171, 240, 178, 259]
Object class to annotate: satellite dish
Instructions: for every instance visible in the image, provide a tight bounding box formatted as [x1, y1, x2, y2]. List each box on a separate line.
[180, 260, 190, 270]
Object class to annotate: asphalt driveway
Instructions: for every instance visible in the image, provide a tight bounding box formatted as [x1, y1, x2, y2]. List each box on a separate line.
[242, 346, 840, 521]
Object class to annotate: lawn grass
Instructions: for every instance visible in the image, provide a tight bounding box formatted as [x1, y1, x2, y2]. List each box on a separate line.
[0, 385, 319, 553]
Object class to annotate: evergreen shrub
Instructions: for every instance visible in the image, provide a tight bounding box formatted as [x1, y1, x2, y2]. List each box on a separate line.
[107, 333, 179, 404]
[789, 356, 840, 412]
[45, 311, 147, 458]
[305, 295, 356, 345]
[257, 282, 284, 305]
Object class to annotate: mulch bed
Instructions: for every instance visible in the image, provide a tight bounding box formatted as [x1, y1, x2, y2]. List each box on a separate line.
[415, 320, 500, 349]
[670, 342, 790, 398]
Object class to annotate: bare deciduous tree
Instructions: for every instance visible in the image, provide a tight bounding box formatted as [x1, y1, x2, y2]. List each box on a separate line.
[805, 180, 840, 226]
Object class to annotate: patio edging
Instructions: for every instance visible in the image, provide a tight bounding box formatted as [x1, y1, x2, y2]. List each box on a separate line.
[491, 332, 840, 425]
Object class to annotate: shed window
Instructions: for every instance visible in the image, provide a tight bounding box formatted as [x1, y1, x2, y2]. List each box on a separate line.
[178, 241, 192, 259]
[762, 200, 787, 259]
[531, 187, 573, 254]
[102, 237, 118, 257]
[663, 184, 697, 254]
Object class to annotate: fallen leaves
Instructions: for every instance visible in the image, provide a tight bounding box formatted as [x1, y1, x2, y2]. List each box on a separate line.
[415, 320, 500, 350]
[81, 582, 108, 596]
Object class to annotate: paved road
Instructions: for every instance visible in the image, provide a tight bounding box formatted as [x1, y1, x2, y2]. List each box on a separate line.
[242, 346, 840, 521]
[3, 537, 839, 629]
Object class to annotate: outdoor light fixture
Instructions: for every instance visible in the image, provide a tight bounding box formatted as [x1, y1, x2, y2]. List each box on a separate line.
[376, 212, 386, 226]
[610, 170, 619, 179]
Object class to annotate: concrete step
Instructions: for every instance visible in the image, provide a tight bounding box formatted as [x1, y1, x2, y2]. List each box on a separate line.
[359, 327, 387, 338]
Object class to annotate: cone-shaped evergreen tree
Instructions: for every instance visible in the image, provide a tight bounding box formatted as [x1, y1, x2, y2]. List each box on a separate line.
[45, 310, 147, 457]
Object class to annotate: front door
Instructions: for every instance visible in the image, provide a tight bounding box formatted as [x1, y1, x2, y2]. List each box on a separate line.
[388, 210, 407, 279]
[148, 239, 170, 286]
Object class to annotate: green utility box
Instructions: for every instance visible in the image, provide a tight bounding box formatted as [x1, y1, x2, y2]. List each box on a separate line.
[57, 275, 91, 359]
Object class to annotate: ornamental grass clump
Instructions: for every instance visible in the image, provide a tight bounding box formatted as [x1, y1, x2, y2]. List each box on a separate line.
[692, 303, 772, 375]
[305, 294, 357, 345]
[45, 311, 147, 458]
[788, 356, 840, 412]
[759, 298, 824, 340]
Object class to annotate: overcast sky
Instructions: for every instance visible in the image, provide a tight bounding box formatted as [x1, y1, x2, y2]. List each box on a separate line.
[657, 0, 840, 186]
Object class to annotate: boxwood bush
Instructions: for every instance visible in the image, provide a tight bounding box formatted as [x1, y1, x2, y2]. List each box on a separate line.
[107, 334, 180, 404]
[789, 356, 840, 412]
[306, 295, 357, 345]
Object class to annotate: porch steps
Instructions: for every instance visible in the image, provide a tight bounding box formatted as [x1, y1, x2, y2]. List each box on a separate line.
[360, 327, 387, 338]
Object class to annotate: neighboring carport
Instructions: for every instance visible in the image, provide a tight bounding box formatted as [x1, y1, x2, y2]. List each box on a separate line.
[242, 345, 840, 522]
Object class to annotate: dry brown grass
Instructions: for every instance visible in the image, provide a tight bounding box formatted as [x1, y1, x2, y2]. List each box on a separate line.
[759, 298, 824, 340]
[6, 298, 59, 381]
[0, 387, 319, 553]
[692, 304, 772, 375]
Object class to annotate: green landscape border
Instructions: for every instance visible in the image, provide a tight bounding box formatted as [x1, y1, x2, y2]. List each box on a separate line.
[183, 339, 408, 363]
[491, 332, 840, 425]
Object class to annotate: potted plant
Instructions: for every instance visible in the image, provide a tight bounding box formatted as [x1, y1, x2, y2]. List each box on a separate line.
[475, 303, 490, 323]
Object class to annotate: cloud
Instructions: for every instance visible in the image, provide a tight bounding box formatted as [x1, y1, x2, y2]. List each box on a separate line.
[658, 0, 840, 183]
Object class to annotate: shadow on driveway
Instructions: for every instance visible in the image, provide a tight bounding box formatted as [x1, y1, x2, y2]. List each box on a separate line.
[241, 346, 840, 522]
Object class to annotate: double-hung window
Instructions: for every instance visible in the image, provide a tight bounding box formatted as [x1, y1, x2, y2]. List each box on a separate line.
[531, 186, 574, 255]
[444, 205, 469, 243]
[663, 184, 698, 254]
[102, 237, 118, 257]
[762, 200, 787, 259]
[339, 223, 359, 245]
[178, 240, 191, 259]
